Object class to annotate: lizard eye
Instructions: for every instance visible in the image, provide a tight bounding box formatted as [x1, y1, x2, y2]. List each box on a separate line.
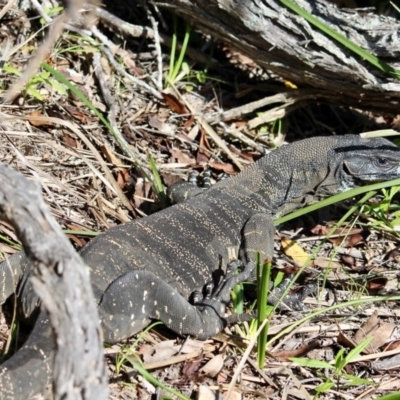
[377, 157, 388, 166]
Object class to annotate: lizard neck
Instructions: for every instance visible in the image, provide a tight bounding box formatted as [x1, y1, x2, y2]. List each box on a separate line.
[219, 136, 343, 218]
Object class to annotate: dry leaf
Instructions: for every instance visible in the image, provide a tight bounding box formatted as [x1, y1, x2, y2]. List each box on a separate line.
[337, 331, 357, 349]
[180, 339, 205, 353]
[170, 148, 196, 164]
[272, 341, 318, 361]
[200, 354, 224, 377]
[116, 169, 130, 189]
[208, 161, 236, 174]
[183, 115, 195, 130]
[61, 133, 77, 148]
[366, 277, 388, 292]
[223, 390, 241, 400]
[354, 311, 395, 351]
[186, 124, 199, 141]
[198, 386, 218, 400]
[354, 311, 379, 343]
[313, 258, 342, 270]
[182, 357, 203, 378]
[142, 340, 177, 363]
[281, 238, 312, 266]
[385, 339, 400, 351]
[66, 106, 88, 123]
[27, 111, 54, 127]
[148, 116, 175, 135]
[161, 92, 189, 114]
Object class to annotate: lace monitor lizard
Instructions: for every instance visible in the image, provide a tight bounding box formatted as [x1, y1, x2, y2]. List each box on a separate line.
[0, 134, 400, 398]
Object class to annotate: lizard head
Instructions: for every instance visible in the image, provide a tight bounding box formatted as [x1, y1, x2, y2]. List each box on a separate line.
[334, 135, 400, 190]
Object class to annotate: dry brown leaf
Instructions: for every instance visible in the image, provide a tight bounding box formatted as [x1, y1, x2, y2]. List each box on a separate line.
[354, 311, 395, 351]
[216, 370, 228, 384]
[272, 341, 318, 361]
[142, 340, 177, 363]
[61, 133, 77, 148]
[134, 178, 147, 209]
[310, 225, 365, 247]
[341, 255, 356, 267]
[208, 161, 236, 174]
[180, 339, 205, 353]
[281, 238, 312, 266]
[183, 115, 195, 130]
[116, 169, 130, 190]
[354, 310, 379, 343]
[370, 323, 396, 350]
[27, 111, 55, 127]
[170, 148, 196, 164]
[148, 116, 175, 135]
[313, 258, 342, 270]
[100, 144, 130, 189]
[66, 234, 86, 248]
[385, 339, 400, 351]
[116, 48, 143, 75]
[375, 377, 400, 391]
[186, 124, 199, 141]
[198, 386, 219, 400]
[337, 331, 357, 349]
[366, 277, 388, 292]
[309, 224, 329, 236]
[182, 357, 203, 378]
[200, 354, 224, 377]
[66, 106, 88, 123]
[161, 92, 189, 114]
[344, 233, 365, 247]
[386, 246, 400, 263]
[223, 389, 241, 400]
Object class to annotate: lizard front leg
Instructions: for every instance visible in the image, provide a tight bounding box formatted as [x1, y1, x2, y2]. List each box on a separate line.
[241, 213, 315, 311]
[99, 261, 254, 342]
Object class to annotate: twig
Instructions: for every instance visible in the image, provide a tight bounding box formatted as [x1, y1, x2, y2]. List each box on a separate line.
[94, 6, 215, 67]
[0, 0, 17, 21]
[2, 13, 68, 103]
[144, 3, 163, 91]
[97, 37, 163, 100]
[1, 113, 135, 213]
[0, 163, 108, 398]
[167, 80, 244, 170]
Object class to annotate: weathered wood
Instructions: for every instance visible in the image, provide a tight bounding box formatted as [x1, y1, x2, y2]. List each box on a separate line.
[0, 164, 108, 400]
[153, 0, 400, 114]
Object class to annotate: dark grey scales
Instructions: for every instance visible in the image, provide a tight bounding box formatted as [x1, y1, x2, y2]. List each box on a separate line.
[0, 135, 400, 398]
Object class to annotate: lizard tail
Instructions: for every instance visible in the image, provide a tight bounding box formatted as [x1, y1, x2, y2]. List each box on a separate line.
[0, 252, 27, 304]
[0, 311, 54, 399]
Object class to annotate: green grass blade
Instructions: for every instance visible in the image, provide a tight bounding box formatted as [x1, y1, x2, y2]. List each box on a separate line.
[289, 358, 333, 369]
[147, 153, 167, 207]
[275, 176, 400, 225]
[345, 336, 374, 364]
[41, 62, 168, 203]
[168, 16, 178, 84]
[280, 0, 400, 79]
[374, 392, 400, 400]
[169, 23, 191, 84]
[257, 259, 271, 368]
[130, 361, 191, 400]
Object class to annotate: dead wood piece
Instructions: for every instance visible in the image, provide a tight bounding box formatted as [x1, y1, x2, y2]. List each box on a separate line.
[151, 0, 400, 114]
[0, 163, 108, 399]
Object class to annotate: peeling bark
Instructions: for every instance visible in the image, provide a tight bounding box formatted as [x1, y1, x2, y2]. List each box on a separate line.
[154, 0, 400, 114]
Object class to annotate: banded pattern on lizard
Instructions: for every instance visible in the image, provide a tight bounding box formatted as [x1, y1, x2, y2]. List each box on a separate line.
[0, 134, 399, 398]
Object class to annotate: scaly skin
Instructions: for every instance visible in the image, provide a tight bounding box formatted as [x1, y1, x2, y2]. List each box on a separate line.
[1, 135, 400, 398]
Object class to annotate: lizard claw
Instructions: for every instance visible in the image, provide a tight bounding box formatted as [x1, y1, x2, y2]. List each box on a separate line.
[201, 260, 255, 306]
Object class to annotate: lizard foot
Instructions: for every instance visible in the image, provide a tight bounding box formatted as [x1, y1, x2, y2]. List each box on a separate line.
[193, 260, 256, 326]
[268, 275, 317, 311]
